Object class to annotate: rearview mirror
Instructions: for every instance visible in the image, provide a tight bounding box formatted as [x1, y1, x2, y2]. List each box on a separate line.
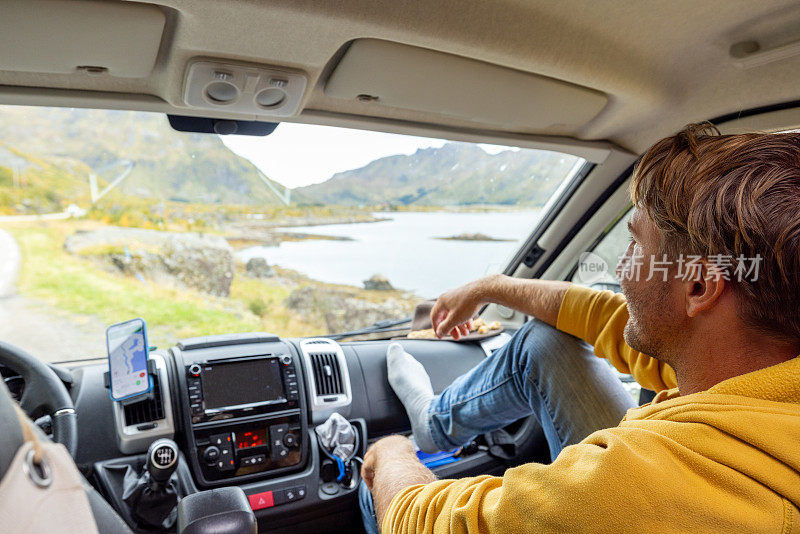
[167, 115, 278, 136]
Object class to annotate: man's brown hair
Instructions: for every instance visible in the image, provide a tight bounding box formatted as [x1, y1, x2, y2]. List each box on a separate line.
[631, 123, 800, 341]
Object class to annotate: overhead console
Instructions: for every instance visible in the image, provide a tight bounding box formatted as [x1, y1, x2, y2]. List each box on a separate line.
[182, 60, 308, 118]
[173, 334, 307, 487]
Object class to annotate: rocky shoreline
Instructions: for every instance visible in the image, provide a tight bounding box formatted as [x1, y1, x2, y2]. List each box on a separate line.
[223, 214, 387, 248]
[63, 225, 417, 335]
[267, 215, 391, 228]
[225, 230, 353, 249]
[435, 232, 513, 242]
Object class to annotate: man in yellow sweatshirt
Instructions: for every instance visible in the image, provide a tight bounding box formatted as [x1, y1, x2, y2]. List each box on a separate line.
[360, 124, 800, 533]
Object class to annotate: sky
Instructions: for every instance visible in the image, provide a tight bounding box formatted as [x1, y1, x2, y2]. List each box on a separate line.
[222, 122, 511, 189]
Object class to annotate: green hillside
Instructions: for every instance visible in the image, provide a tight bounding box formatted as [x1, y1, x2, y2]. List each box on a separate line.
[0, 106, 582, 211]
[0, 106, 284, 206]
[295, 143, 581, 206]
[0, 144, 94, 214]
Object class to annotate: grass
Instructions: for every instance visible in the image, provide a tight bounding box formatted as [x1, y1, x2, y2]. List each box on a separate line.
[8, 222, 325, 348]
[82, 193, 385, 233]
[228, 272, 324, 336]
[247, 296, 269, 317]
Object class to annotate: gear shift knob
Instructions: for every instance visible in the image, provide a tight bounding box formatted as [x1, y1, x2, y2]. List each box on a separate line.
[147, 438, 179, 489]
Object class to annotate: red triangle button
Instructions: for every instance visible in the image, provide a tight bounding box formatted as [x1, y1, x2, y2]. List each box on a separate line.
[248, 490, 274, 510]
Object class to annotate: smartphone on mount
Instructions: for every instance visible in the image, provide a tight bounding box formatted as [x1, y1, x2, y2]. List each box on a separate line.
[106, 318, 153, 401]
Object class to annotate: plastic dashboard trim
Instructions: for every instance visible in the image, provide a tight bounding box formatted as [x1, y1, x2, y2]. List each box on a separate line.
[111, 352, 175, 454]
[296, 338, 353, 424]
[170, 341, 310, 488]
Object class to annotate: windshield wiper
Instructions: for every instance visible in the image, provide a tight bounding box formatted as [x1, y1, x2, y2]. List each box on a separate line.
[327, 316, 413, 341]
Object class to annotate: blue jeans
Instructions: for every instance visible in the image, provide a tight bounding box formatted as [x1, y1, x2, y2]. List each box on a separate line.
[359, 319, 636, 534]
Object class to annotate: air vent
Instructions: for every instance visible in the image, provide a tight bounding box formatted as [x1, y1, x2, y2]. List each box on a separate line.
[309, 352, 344, 396]
[299, 338, 352, 422]
[123, 376, 165, 426]
[112, 353, 175, 454]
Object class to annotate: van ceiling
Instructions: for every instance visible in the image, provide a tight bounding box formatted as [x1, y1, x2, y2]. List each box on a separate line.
[1, 0, 799, 153]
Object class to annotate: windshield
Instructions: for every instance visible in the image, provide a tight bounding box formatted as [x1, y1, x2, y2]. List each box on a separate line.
[0, 105, 584, 362]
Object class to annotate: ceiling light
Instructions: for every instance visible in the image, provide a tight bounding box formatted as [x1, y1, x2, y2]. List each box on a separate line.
[205, 81, 239, 104]
[255, 88, 286, 108]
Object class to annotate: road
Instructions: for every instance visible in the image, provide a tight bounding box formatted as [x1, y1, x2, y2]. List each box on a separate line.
[0, 211, 71, 223]
[0, 228, 106, 362]
[0, 229, 20, 298]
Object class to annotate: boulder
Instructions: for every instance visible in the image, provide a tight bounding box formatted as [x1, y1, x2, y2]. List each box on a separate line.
[246, 257, 274, 278]
[285, 286, 412, 333]
[323, 297, 408, 333]
[160, 236, 234, 297]
[363, 274, 394, 291]
[67, 227, 234, 297]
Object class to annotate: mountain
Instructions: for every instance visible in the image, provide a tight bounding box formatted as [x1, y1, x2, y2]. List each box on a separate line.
[295, 143, 580, 206]
[0, 106, 285, 206]
[0, 106, 581, 210]
[0, 143, 93, 214]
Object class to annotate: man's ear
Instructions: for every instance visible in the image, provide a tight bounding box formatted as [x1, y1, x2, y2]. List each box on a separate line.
[685, 260, 726, 318]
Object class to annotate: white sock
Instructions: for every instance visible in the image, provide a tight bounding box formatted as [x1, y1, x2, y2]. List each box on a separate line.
[386, 342, 439, 453]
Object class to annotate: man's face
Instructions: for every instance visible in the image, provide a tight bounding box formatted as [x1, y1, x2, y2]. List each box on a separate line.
[616, 209, 683, 363]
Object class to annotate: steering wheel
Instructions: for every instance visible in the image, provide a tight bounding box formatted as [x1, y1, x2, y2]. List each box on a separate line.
[0, 341, 78, 458]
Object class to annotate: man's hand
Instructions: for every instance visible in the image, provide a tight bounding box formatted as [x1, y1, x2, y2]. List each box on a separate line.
[432, 275, 572, 337]
[362, 435, 436, 529]
[361, 435, 416, 490]
[431, 274, 506, 339]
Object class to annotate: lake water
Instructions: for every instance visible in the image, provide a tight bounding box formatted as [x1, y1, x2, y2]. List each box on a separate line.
[237, 210, 542, 299]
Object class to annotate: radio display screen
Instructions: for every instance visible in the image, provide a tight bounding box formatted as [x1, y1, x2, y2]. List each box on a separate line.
[202, 358, 285, 410]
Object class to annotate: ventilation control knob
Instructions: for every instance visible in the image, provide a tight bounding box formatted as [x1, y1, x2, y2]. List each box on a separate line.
[203, 445, 220, 465]
[283, 433, 297, 448]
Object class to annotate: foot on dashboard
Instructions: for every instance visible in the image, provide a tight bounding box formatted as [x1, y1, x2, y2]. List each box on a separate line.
[386, 342, 439, 453]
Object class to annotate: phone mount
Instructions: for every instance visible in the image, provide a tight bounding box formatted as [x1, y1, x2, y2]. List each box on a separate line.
[103, 357, 159, 406]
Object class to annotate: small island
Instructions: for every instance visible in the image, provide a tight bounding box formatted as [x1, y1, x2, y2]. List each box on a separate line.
[435, 232, 513, 242]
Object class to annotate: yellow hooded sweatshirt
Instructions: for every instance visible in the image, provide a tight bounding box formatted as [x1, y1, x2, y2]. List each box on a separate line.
[383, 286, 800, 533]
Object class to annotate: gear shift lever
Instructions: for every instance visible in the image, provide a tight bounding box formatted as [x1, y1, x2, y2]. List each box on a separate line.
[147, 438, 179, 490]
[123, 438, 182, 528]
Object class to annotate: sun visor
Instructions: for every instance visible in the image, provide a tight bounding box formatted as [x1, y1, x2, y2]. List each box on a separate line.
[325, 39, 607, 131]
[0, 0, 166, 78]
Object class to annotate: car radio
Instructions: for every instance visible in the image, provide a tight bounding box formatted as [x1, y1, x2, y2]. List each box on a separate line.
[186, 354, 300, 424]
[193, 415, 303, 482]
[182, 352, 306, 484]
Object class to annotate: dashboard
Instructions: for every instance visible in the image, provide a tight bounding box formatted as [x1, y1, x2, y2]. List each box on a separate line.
[46, 331, 545, 533]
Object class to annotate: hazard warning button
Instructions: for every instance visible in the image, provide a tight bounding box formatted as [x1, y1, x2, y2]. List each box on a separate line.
[247, 490, 274, 510]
